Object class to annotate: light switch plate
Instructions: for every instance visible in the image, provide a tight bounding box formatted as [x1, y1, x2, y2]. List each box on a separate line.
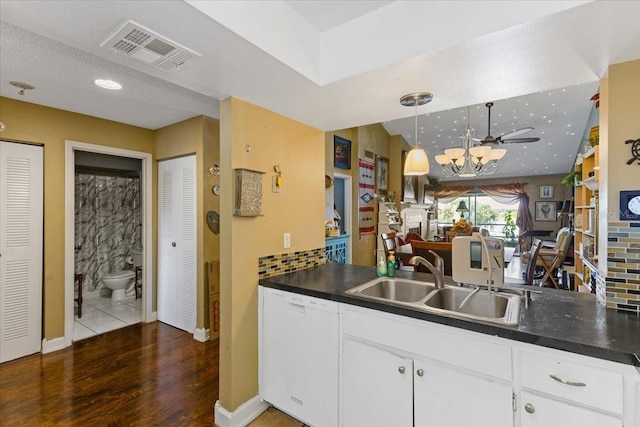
[284, 233, 291, 249]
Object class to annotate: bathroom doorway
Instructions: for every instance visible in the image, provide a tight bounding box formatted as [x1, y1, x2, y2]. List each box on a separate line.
[64, 141, 153, 347]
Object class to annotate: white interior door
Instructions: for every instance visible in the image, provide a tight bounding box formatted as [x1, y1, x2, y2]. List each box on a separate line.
[0, 141, 43, 363]
[157, 155, 196, 333]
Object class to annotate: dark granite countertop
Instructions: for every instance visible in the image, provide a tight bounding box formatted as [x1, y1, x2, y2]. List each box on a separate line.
[259, 263, 640, 367]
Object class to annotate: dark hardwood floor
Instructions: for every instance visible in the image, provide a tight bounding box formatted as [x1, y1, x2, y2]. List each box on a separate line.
[0, 322, 219, 426]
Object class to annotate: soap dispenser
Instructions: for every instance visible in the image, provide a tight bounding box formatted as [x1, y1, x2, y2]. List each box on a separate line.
[376, 254, 387, 277]
[387, 251, 396, 278]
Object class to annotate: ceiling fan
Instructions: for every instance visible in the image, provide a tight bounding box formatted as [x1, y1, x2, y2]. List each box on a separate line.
[479, 102, 540, 145]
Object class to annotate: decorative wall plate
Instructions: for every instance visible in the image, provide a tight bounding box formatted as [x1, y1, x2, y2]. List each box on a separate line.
[212, 184, 221, 196]
[206, 211, 220, 234]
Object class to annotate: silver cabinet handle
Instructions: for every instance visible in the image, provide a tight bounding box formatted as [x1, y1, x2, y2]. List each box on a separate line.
[398, 366, 405, 374]
[524, 403, 535, 414]
[416, 369, 424, 377]
[549, 374, 586, 387]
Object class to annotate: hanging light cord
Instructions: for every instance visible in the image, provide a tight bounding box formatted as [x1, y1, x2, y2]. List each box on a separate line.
[414, 96, 419, 148]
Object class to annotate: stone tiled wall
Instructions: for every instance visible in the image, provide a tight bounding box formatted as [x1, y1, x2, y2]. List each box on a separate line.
[258, 248, 326, 278]
[606, 221, 640, 313]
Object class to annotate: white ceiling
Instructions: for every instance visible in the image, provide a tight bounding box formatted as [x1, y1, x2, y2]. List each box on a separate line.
[1, 0, 639, 180]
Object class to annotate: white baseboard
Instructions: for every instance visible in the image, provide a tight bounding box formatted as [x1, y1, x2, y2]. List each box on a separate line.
[193, 327, 210, 342]
[214, 396, 268, 427]
[145, 311, 157, 322]
[42, 336, 66, 354]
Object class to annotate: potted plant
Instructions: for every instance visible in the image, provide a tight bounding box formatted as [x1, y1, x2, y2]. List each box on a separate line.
[502, 210, 517, 247]
[561, 166, 582, 187]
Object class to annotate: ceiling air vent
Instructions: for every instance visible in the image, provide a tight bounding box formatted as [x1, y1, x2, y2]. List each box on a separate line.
[100, 21, 201, 71]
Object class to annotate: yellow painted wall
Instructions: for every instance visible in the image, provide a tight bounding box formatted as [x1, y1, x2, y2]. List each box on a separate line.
[0, 97, 154, 339]
[219, 97, 324, 411]
[599, 59, 640, 272]
[600, 60, 640, 221]
[155, 116, 220, 329]
[325, 126, 412, 267]
[203, 117, 221, 328]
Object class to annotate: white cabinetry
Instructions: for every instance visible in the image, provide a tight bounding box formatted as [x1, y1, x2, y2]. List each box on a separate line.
[259, 287, 339, 427]
[259, 286, 639, 427]
[414, 359, 513, 427]
[341, 305, 514, 427]
[519, 391, 620, 427]
[342, 338, 413, 427]
[517, 348, 628, 427]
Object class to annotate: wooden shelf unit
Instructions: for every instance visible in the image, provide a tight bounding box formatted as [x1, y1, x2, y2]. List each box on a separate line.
[573, 146, 599, 292]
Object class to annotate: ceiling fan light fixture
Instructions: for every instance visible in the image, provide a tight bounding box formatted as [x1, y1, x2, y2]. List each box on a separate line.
[445, 147, 465, 160]
[437, 107, 506, 178]
[400, 92, 433, 176]
[435, 154, 450, 165]
[488, 148, 507, 160]
[469, 145, 491, 158]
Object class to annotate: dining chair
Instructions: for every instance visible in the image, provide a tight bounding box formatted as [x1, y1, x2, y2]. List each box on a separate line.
[411, 241, 453, 276]
[524, 239, 543, 286]
[536, 228, 572, 288]
[380, 232, 397, 260]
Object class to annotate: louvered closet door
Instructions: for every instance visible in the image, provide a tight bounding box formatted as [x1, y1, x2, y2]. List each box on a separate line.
[157, 156, 196, 333]
[0, 141, 43, 363]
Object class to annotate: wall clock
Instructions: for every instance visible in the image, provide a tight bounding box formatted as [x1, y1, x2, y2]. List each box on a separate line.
[620, 190, 640, 220]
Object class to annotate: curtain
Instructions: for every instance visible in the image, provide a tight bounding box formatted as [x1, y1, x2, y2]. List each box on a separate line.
[477, 183, 533, 242]
[424, 182, 534, 241]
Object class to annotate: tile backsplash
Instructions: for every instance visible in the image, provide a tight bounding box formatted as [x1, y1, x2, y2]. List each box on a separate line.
[259, 248, 325, 278]
[606, 221, 640, 314]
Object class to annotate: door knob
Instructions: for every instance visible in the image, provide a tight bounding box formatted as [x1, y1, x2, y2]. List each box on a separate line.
[172, 242, 176, 247]
[398, 366, 405, 374]
[524, 403, 535, 414]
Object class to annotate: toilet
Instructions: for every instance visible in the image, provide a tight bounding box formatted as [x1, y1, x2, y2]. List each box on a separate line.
[101, 269, 135, 301]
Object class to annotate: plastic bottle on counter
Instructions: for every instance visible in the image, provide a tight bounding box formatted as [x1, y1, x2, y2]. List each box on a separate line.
[387, 251, 396, 278]
[376, 254, 387, 277]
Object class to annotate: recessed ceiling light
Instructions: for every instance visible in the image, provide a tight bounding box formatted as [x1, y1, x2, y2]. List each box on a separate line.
[95, 79, 122, 90]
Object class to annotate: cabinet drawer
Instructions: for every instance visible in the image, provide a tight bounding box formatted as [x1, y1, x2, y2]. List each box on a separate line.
[342, 306, 512, 381]
[520, 350, 623, 414]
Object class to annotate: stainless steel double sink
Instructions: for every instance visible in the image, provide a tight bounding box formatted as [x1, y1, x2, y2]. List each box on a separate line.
[346, 277, 521, 326]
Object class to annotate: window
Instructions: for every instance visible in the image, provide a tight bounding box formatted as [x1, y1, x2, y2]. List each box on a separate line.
[437, 193, 519, 246]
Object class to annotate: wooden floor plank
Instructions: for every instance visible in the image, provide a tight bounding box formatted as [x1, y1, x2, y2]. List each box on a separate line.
[0, 322, 219, 426]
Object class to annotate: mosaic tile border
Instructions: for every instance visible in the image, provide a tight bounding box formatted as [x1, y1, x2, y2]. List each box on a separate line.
[259, 248, 326, 278]
[605, 221, 640, 314]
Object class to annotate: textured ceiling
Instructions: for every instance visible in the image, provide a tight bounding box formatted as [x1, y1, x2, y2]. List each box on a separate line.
[0, 0, 639, 179]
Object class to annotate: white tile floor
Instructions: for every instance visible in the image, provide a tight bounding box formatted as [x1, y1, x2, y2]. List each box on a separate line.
[73, 292, 142, 341]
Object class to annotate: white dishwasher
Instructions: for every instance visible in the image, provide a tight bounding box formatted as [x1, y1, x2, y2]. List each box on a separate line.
[259, 287, 339, 427]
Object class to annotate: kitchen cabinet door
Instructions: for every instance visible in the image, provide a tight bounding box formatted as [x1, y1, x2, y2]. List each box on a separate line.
[520, 391, 621, 427]
[342, 338, 413, 427]
[414, 359, 513, 427]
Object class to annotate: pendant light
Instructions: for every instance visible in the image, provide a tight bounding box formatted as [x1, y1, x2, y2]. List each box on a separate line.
[401, 92, 433, 176]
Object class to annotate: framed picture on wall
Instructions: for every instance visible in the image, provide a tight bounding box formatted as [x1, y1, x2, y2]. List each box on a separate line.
[333, 136, 351, 170]
[539, 185, 554, 199]
[535, 201, 557, 221]
[375, 155, 389, 195]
